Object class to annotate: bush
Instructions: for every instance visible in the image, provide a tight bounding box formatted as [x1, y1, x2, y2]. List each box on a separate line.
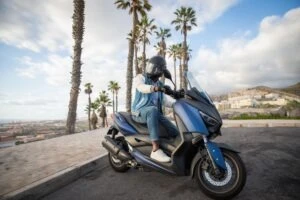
[231, 113, 300, 120]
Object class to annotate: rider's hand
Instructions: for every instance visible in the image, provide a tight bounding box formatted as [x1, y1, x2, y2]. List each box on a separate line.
[153, 86, 164, 92]
[173, 89, 185, 99]
[163, 85, 173, 95]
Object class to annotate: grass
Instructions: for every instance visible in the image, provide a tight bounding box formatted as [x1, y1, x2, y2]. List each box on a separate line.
[232, 113, 300, 120]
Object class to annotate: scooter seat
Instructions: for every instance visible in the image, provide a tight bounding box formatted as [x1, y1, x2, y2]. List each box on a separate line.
[119, 112, 170, 138]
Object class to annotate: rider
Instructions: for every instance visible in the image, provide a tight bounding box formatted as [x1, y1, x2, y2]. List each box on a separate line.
[131, 55, 179, 163]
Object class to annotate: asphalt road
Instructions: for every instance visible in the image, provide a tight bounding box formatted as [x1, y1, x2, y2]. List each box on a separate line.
[42, 127, 300, 200]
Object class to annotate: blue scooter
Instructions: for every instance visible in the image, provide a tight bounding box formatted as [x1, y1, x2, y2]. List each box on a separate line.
[102, 71, 246, 199]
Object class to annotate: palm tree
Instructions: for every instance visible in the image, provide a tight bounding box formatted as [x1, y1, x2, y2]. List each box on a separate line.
[171, 6, 197, 90]
[90, 102, 98, 129]
[128, 29, 142, 75]
[154, 28, 171, 58]
[115, 83, 121, 112]
[167, 44, 178, 90]
[137, 15, 156, 72]
[114, 0, 151, 112]
[66, 0, 85, 134]
[95, 91, 112, 127]
[175, 43, 184, 89]
[108, 81, 118, 113]
[84, 83, 93, 130]
[154, 42, 163, 55]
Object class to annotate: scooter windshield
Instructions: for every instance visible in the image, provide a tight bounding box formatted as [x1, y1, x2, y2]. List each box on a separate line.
[185, 71, 214, 105]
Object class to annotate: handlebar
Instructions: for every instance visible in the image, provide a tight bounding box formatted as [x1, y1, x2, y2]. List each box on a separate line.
[164, 88, 185, 99]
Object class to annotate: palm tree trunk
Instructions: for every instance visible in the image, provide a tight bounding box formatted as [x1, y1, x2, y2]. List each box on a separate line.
[179, 58, 182, 89]
[116, 91, 119, 112]
[126, 39, 134, 112]
[174, 57, 177, 90]
[66, 0, 85, 134]
[161, 39, 166, 58]
[125, 10, 137, 112]
[88, 95, 91, 130]
[112, 91, 115, 113]
[183, 30, 188, 91]
[134, 43, 139, 75]
[142, 34, 146, 73]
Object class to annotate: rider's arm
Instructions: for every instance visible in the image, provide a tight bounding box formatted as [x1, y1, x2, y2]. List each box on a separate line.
[134, 74, 155, 93]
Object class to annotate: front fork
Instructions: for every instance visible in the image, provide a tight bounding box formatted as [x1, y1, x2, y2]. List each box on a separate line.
[203, 136, 227, 172]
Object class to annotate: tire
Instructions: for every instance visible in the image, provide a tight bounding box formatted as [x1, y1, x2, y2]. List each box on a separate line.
[108, 137, 130, 173]
[195, 149, 246, 200]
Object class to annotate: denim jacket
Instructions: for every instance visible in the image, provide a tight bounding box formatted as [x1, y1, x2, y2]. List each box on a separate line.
[131, 74, 164, 116]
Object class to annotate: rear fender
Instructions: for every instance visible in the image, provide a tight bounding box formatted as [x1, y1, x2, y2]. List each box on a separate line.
[107, 125, 119, 138]
[190, 143, 239, 178]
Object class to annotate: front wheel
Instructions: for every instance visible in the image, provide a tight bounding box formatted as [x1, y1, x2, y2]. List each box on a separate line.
[195, 149, 246, 200]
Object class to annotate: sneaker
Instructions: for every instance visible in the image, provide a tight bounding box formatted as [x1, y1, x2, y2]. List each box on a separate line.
[150, 149, 171, 163]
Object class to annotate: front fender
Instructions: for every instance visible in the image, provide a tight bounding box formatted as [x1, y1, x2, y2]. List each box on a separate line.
[190, 143, 239, 178]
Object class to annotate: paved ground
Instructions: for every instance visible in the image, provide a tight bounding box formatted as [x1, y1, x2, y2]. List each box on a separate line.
[42, 127, 300, 200]
[0, 128, 108, 197]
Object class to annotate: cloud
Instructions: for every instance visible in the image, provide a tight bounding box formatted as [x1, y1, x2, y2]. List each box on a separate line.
[2, 99, 58, 106]
[0, 0, 73, 53]
[190, 7, 300, 94]
[149, 0, 239, 33]
[16, 55, 72, 86]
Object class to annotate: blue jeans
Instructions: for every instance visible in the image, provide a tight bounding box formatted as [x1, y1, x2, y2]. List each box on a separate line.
[132, 106, 179, 141]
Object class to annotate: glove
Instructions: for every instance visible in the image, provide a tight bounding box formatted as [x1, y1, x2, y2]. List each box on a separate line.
[173, 89, 185, 99]
[163, 85, 173, 95]
[153, 86, 163, 92]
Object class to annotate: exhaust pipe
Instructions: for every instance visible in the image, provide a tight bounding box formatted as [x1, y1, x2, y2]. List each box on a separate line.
[102, 136, 132, 161]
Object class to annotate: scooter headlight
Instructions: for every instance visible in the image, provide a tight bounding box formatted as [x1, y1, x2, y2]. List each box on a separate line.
[199, 111, 218, 126]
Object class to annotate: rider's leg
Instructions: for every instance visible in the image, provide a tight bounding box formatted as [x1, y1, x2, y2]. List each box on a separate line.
[158, 113, 179, 138]
[132, 106, 170, 162]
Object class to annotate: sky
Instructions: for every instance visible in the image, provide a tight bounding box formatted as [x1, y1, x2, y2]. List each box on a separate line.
[0, 0, 300, 121]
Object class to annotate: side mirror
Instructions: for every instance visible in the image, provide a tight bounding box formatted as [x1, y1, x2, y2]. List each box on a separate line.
[163, 69, 172, 80]
[163, 69, 176, 89]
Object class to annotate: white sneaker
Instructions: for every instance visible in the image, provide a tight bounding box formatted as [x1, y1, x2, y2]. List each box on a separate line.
[150, 149, 171, 163]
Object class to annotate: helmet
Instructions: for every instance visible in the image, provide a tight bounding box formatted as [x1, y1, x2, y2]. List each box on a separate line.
[146, 55, 166, 77]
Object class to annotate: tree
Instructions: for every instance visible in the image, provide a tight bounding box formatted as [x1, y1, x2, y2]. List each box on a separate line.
[115, 83, 121, 112]
[154, 42, 163, 55]
[90, 102, 98, 129]
[167, 44, 178, 90]
[128, 29, 142, 75]
[137, 15, 156, 73]
[171, 6, 197, 90]
[84, 83, 93, 130]
[108, 81, 119, 113]
[175, 43, 184, 89]
[95, 91, 112, 127]
[154, 28, 171, 58]
[66, 0, 85, 134]
[114, 0, 151, 112]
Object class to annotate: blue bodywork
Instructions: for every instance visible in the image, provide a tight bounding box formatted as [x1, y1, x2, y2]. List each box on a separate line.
[114, 113, 137, 135]
[206, 141, 227, 170]
[174, 101, 209, 135]
[174, 100, 227, 171]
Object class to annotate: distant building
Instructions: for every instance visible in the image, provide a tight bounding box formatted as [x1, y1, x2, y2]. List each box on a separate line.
[265, 93, 279, 99]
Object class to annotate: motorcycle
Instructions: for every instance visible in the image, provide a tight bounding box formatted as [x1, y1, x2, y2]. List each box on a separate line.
[102, 71, 246, 199]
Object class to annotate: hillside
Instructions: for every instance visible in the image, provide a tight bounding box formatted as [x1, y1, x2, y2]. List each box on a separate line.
[211, 82, 300, 101]
[277, 82, 300, 96]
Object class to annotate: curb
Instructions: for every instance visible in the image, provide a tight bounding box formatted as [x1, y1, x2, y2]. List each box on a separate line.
[2, 153, 108, 200]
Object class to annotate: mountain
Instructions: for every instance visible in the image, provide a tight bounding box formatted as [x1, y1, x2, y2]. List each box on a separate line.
[211, 82, 300, 101]
[277, 82, 300, 96]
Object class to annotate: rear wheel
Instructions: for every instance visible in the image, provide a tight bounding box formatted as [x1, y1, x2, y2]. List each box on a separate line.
[195, 149, 246, 199]
[108, 137, 130, 173]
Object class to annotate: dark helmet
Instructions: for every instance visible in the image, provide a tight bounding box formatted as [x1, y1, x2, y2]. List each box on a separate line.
[146, 55, 166, 77]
